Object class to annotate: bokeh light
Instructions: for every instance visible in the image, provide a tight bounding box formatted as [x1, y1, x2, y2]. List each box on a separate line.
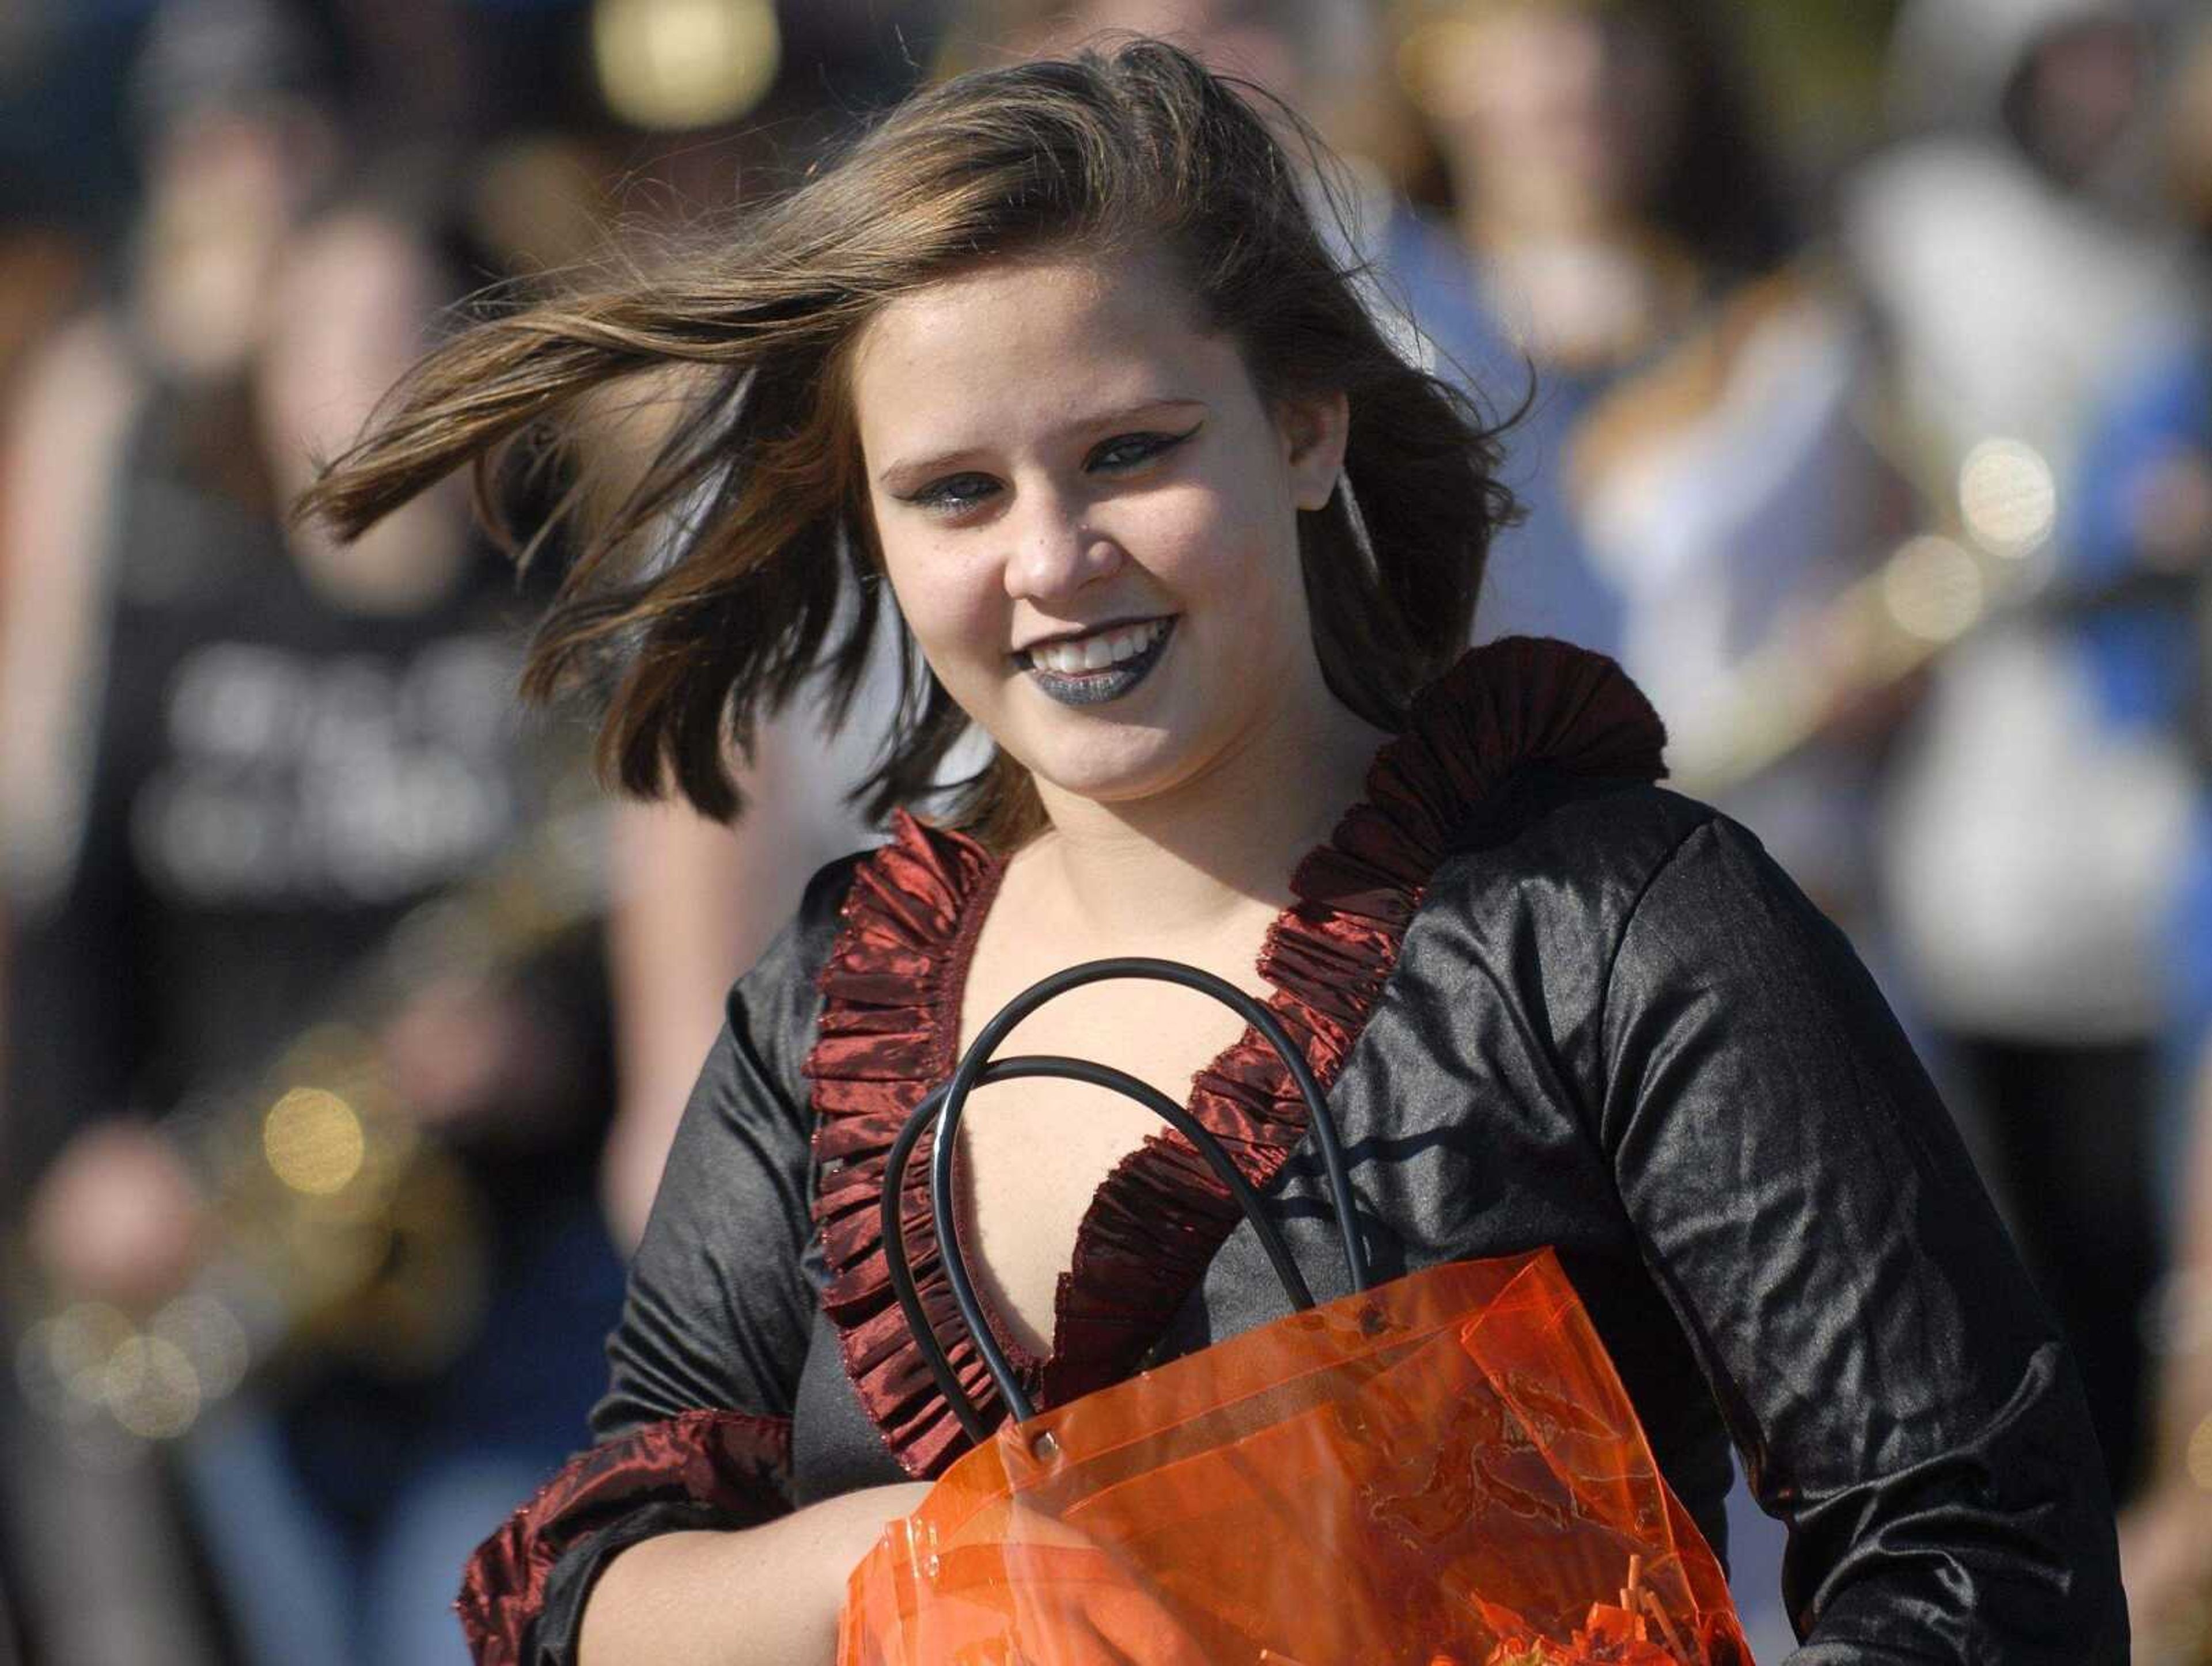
[152, 1293, 251, 1404]
[1957, 437, 2058, 556]
[102, 1334, 201, 1441]
[592, 0, 781, 132]
[262, 1086, 367, 1197]
[1881, 535, 1984, 643]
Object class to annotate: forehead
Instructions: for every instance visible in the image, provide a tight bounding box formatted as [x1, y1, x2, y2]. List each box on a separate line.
[847, 248, 1247, 447]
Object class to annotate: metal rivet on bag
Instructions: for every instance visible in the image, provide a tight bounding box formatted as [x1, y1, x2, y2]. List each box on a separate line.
[1030, 1431, 1060, 1460]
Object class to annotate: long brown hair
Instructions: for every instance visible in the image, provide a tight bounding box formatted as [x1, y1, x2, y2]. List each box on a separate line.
[299, 38, 1514, 849]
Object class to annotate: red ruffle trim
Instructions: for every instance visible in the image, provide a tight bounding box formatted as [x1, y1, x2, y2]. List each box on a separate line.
[802, 637, 1666, 1480]
[456, 1409, 792, 1666]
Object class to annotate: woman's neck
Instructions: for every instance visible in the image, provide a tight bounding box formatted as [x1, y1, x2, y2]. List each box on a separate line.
[1019, 685, 1390, 950]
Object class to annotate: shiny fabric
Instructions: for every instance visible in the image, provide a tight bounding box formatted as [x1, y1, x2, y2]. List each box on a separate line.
[466, 638, 2127, 1664]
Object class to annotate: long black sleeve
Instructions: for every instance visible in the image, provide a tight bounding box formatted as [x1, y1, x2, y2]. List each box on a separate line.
[1600, 816, 2128, 1661]
[589, 910, 826, 1444]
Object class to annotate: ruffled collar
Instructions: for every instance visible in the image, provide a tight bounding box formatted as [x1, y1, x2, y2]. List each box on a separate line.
[802, 637, 1666, 1478]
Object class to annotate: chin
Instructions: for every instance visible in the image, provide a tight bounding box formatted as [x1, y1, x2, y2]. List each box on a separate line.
[1020, 730, 1196, 810]
[980, 658, 1249, 810]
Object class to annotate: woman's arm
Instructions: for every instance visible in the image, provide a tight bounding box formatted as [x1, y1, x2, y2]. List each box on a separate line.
[579, 1484, 933, 1666]
[1599, 814, 2128, 1661]
[462, 863, 873, 1666]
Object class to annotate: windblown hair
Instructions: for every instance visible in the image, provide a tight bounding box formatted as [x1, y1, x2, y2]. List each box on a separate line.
[300, 38, 1514, 849]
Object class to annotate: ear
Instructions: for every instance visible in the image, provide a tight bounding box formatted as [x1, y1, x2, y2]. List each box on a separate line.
[1275, 388, 1351, 513]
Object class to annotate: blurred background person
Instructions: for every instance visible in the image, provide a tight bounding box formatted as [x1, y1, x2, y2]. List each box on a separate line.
[1, 6, 343, 1659]
[599, 668, 909, 1250]
[1392, 0, 1794, 661]
[1384, 0, 1926, 984]
[1851, 0, 2205, 1510]
[0, 6, 627, 1662]
[167, 195, 623, 1666]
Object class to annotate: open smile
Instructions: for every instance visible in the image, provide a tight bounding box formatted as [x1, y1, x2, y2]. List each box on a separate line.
[1014, 616, 1176, 707]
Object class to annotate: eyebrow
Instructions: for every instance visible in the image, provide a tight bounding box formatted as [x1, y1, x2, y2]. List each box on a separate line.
[873, 397, 1208, 491]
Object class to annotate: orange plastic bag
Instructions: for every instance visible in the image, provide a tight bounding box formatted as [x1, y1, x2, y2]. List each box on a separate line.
[838, 1247, 1751, 1666]
[842, 960, 1752, 1665]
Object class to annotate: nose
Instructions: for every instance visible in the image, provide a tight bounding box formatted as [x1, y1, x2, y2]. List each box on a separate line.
[1002, 488, 1122, 603]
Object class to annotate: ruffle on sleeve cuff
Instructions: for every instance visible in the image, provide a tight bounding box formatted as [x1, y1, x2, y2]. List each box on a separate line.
[456, 1407, 793, 1666]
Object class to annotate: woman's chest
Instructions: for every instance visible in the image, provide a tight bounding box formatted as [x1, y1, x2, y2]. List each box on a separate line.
[951, 946, 1275, 1356]
[787, 988, 1680, 1511]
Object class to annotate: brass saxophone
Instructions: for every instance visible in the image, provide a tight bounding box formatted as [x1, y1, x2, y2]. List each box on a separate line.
[1666, 432, 2067, 798]
[11, 775, 609, 1448]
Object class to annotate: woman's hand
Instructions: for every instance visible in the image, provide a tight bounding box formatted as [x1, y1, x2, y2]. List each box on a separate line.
[26, 1121, 210, 1310]
[840, 1487, 1216, 1666]
[1031, 1559, 1214, 1666]
[970, 1494, 1217, 1666]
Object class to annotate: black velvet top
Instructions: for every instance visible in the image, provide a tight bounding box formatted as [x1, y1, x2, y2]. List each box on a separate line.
[460, 642, 2126, 1665]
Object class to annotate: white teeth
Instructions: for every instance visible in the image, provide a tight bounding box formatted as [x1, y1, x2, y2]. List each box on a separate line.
[1027, 617, 1168, 675]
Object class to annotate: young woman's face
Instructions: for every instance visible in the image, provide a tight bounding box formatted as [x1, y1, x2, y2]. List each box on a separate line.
[848, 247, 1346, 812]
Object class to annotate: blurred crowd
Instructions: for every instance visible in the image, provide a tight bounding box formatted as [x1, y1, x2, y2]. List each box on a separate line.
[2, 0, 2211, 1661]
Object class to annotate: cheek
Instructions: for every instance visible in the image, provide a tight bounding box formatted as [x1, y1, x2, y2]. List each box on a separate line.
[1177, 499, 1309, 650]
[1126, 479, 1285, 596]
[877, 533, 1007, 674]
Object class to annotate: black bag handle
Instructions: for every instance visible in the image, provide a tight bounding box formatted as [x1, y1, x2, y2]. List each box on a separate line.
[880, 956, 1369, 1440]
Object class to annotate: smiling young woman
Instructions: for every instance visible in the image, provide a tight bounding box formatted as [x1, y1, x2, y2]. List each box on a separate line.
[301, 37, 2125, 1666]
[850, 246, 1369, 832]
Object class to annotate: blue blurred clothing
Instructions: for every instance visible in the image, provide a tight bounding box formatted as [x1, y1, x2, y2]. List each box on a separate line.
[1374, 210, 1626, 660]
[188, 1196, 624, 1666]
[2067, 331, 2211, 734]
[2172, 800, 2212, 1052]
[2065, 327, 2212, 1318]
[2156, 799, 2212, 1247]
[2069, 324, 2212, 1052]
